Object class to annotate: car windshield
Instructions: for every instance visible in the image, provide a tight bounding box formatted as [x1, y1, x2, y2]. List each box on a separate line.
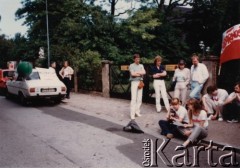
[3, 71, 15, 78]
[26, 72, 40, 80]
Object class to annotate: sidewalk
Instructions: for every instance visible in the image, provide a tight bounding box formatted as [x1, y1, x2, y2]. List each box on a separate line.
[60, 92, 240, 151]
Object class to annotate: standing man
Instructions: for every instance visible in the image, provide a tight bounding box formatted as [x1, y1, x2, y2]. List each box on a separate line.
[129, 54, 146, 120]
[151, 55, 170, 113]
[189, 54, 209, 100]
[59, 61, 74, 99]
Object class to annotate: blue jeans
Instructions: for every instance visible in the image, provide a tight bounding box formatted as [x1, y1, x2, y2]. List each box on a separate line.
[159, 120, 177, 135]
[189, 81, 203, 100]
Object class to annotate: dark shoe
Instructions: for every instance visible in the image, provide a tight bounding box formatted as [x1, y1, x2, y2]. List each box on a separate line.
[176, 145, 186, 150]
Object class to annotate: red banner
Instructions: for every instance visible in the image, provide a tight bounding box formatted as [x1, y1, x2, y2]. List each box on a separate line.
[220, 24, 240, 64]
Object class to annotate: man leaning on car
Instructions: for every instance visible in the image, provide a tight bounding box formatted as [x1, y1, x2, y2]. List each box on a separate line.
[59, 61, 74, 99]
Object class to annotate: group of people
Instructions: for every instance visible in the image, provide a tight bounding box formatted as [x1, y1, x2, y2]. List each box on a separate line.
[50, 61, 74, 99]
[129, 53, 240, 148]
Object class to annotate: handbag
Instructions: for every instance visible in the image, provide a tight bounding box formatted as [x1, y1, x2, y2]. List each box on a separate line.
[138, 81, 145, 89]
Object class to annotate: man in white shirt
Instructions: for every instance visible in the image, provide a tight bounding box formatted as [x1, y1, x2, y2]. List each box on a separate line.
[202, 85, 228, 121]
[59, 61, 74, 99]
[190, 54, 209, 100]
[159, 98, 189, 139]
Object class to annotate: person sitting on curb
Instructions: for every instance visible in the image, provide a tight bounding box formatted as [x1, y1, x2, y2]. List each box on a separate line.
[223, 82, 240, 123]
[178, 98, 208, 149]
[159, 98, 189, 139]
[202, 85, 228, 121]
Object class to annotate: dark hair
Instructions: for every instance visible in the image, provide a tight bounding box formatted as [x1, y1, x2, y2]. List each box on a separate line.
[235, 82, 240, 87]
[187, 98, 203, 120]
[133, 54, 140, 59]
[207, 85, 217, 94]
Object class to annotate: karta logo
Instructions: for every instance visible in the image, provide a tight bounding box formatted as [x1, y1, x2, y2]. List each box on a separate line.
[142, 138, 239, 167]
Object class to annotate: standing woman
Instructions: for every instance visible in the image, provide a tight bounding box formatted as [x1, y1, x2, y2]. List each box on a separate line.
[151, 55, 170, 113]
[129, 54, 146, 120]
[179, 98, 208, 148]
[173, 60, 190, 106]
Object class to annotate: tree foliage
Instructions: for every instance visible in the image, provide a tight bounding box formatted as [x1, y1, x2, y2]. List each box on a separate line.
[0, 0, 240, 90]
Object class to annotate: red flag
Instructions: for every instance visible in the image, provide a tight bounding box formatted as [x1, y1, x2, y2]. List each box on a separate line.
[220, 24, 240, 64]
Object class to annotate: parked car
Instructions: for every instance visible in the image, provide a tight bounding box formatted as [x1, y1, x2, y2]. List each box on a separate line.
[0, 69, 15, 93]
[6, 67, 66, 105]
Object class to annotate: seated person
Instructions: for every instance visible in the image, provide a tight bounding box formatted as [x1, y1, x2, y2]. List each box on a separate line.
[223, 82, 240, 123]
[179, 98, 208, 149]
[202, 85, 228, 121]
[159, 98, 189, 139]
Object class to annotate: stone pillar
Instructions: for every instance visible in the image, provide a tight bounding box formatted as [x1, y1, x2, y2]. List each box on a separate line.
[202, 55, 219, 94]
[102, 60, 112, 98]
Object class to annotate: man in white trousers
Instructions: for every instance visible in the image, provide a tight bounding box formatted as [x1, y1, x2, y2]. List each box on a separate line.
[129, 54, 146, 120]
[151, 55, 170, 113]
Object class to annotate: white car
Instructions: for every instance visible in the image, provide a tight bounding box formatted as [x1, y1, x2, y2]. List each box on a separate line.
[6, 67, 66, 105]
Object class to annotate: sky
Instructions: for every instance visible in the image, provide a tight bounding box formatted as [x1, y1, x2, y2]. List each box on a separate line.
[0, 0, 28, 38]
[0, 0, 175, 38]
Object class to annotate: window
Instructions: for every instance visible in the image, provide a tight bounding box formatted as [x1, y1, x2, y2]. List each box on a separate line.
[3, 71, 15, 78]
[26, 72, 40, 80]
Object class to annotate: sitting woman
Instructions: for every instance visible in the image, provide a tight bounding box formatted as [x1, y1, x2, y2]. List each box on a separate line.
[179, 98, 208, 148]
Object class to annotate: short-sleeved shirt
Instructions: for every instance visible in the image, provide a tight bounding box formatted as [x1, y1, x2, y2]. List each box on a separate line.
[192, 110, 208, 128]
[173, 68, 190, 82]
[228, 92, 240, 104]
[151, 65, 165, 80]
[175, 106, 189, 124]
[129, 63, 145, 81]
[203, 89, 228, 103]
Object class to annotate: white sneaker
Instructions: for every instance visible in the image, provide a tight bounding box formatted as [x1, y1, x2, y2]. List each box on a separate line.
[135, 113, 142, 117]
[232, 119, 238, 123]
[218, 117, 223, 121]
[227, 120, 233, 123]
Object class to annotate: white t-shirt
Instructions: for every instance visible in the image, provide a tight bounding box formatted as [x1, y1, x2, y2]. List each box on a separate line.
[174, 106, 189, 123]
[228, 92, 240, 103]
[203, 89, 228, 104]
[173, 68, 190, 83]
[192, 110, 208, 128]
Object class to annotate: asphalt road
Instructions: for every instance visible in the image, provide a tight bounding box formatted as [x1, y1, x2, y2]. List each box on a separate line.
[0, 96, 239, 167]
